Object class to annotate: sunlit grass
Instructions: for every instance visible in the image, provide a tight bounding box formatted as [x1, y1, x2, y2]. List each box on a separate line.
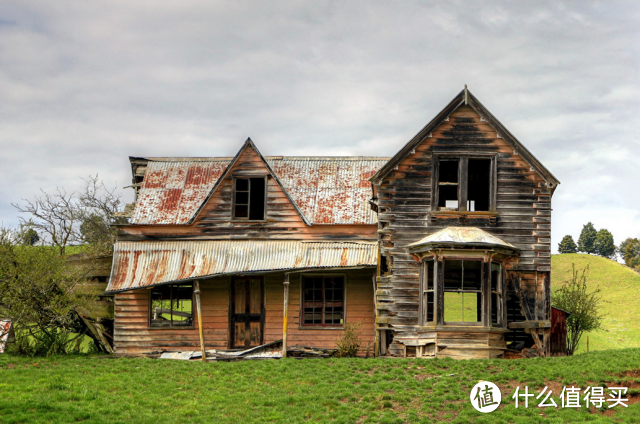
[1, 349, 640, 423]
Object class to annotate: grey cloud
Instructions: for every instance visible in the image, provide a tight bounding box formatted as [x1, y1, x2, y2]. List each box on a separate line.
[1, 1, 639, 251]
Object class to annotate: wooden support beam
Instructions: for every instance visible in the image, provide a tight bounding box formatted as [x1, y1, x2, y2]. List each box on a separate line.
[372, 274, 379, 357]
[282, 273, 290, 358]
[508, 321, 551, 329]
[194, 281, 206, 363]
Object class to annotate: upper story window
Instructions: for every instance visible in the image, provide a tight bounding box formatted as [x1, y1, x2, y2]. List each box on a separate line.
[233, 177, 266, 220]
[434, 155, 495, 212]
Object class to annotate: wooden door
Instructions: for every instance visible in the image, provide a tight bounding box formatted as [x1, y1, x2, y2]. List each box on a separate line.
[230, 277, 264, 348]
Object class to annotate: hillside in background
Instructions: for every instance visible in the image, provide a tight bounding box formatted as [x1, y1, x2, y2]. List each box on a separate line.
[551, 253, 640, 354]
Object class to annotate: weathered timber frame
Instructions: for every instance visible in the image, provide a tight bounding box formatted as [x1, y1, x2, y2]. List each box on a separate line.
[231, 175, 268, 221]
[431, 152, 498, 213]
[298, 273, 348, 330]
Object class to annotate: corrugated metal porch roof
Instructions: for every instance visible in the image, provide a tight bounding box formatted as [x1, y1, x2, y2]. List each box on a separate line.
[106, 240, 378, 293]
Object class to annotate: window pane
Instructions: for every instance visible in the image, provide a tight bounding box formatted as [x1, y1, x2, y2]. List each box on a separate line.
[425, 291, 434, 323]
[444, 291, 481, 323]
[468, 159, 491, 211]
[150, 287, 172, 327]
[234, 205, 248, 218]
[491, 293, 499, 325]
[438, 185, 458, 209]
[444, 260, 463, 290]
[235, 178, 249, 191]
[249, 178, 265, 220]
[425, 261, 434, 290]
[444, 292, 463, 322]
[462, 260, 482, 291]
[462, 292, 482, 323]
[439, 161, 458, 183]
[172, 285, 193, 326]
[235, 191, 249, 205]
[491, 263, 500, 292]
[302, 276, 343, 326]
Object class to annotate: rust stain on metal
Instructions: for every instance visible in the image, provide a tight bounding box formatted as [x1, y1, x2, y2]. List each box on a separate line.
[106, 240, 378, 293]
[130, 157, 389, 226]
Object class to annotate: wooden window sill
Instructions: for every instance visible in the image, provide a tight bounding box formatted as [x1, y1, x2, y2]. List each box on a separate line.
[146, 326, 196, 331]
[298, 325, 344, 330]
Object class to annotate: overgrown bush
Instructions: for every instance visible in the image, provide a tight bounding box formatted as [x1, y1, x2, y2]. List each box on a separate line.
[0, 229, 90, 356]
[335, 321, 364, 357]
[552, 264, 604, 355]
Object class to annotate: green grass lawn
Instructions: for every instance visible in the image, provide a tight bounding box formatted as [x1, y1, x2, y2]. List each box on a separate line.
[551, 254, 640, 354]
[1, 349, 640, 423]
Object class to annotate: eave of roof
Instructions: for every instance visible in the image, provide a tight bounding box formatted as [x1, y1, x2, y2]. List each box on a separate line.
[106, 240, 378, 293]
[407, 226, 518, 252]
[370, 87, 560, 188]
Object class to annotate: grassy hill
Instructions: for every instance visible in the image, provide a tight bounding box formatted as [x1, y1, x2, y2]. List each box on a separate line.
[551, 253, 640, 354]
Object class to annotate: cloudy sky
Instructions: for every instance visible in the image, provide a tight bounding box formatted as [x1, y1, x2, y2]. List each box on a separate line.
[1, 1, 639, 253]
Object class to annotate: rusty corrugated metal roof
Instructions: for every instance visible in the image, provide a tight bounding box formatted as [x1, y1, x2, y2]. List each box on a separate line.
[106, 240, 378, 293]
[129, 156, 389, 226]
[407, 227, 518, 251]
[268, 157, 388, 225]
[130, 159, 230, 225]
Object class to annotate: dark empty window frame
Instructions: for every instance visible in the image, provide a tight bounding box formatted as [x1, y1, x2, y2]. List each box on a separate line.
[301, 275, 345, 327]
[432, 154, 497, 212]
[149, 283, 194, 328]
[233, 177, 267, 220]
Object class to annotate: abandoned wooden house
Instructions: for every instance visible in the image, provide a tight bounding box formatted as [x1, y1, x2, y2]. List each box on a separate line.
[107, 87, 560, 359]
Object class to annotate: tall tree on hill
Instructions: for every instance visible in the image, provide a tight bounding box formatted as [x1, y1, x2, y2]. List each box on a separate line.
[594, 229, 616, 259]
[619, 238, 640, 270]
[577, 222, 597, 254]
[558, 235, 578, 254]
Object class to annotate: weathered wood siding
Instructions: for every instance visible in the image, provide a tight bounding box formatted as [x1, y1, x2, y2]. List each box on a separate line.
[114, 269, 375, 355]
[377, 105, 552, 333]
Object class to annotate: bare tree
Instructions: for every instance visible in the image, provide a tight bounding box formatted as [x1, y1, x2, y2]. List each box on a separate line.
[13, 187, 83, 255]
[13, 174, 125, 256]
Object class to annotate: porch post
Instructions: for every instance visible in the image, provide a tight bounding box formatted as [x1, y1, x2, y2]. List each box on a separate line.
[194, 280, 206, 363]
[282, 273, 290, 358]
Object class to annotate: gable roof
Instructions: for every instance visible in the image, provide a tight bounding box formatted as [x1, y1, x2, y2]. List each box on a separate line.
[128, 140, 389, 226]
[370, 87, 560, 187]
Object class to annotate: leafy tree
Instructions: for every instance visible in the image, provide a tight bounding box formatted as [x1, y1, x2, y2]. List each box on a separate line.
[619, 238, 640, 270]
[558, 235, 578, 254]
[577, 222, 597, 254]
[594, 229, 616, 259]
[0, 227, 90, 356]
[552, 264, 604, 355]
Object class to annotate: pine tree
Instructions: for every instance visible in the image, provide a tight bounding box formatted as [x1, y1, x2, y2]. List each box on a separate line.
[577, 222, 597, 254]
[594, 229, 616, 259]
[558, 235, 578, 254]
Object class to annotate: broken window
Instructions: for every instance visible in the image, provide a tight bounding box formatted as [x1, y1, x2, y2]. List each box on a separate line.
[302, 275, 344, 327]
[443, 260, 482, 324]
[149, 284, 194, 327]
[490, 262, 502, 326]
[422, 260, 435, 323]
[233, 177, 266, 220]
[435, 156, 494, 212]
